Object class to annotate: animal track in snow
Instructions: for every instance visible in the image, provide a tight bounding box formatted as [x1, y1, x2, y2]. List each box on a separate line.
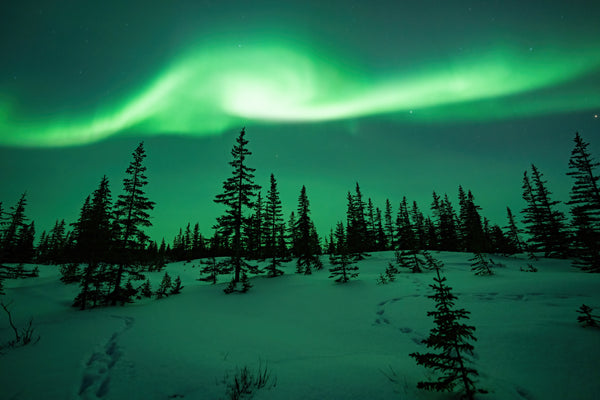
[78, 315, 134, 399]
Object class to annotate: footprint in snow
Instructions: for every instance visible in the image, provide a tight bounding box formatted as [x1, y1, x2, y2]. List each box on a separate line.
[78, 316, 134, 399]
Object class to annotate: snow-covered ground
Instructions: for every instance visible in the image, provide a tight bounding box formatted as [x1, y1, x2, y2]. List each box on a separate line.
[1, 252, 599, 400]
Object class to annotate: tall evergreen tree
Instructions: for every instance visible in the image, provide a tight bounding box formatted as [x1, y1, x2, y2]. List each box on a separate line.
[567, 132, 600, 272]
[458, 189, 486, 252]
[0, 193, 29, 263]
[395, 197, 415, 250]
[384, 199, 394, 250]
[294, 185, 321, 274]
[72, 176, 116, 309]
[112, 142, 155, 304]
[504, 207, 523, 253]
[346, 183, 370, 259]
[214, 128, 261, 291]
[263, 174, 285, 277]
[411, 201, 427, 250]
[521, 165, 568, 257]
[46, 219, 67, 264]
[244, 191, 264, 259]
[328, 222, 359, 283]
[410, 265, 480, 399]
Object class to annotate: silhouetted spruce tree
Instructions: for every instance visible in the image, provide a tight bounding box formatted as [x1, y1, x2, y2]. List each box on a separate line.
[521, 165, 568, 257]
[410, 265, 480, 399]
[191, 223, 206, 260]
[46, 219, 67, 264]
[432, 193, 459, 251]
[346, 183, 370, 259]
[577, 304, 599, 327]
[36, 230, 49, 263]
[288, 212, 299, 257]
[374, 207, 387, 251]
[72, 176, 116, 309]
[16, 222, 35, 263]
[469, 252, 495, 276]
[156, 272, 172, 299]
[504, 207, 523, 254]
[199, 257, 221, 284]
[264, 174, 285, 277]
[384, 199, 394, 249]
[458, 189, 486, 253]
[366, 198, 377, 250]
[395, 197, 415, 250]
[424, 217, 438, 250]
[411, 201, 427, 250]
[567, 132, 600, 272]
[140, 279, 152, 298]
[111, 142, 155, 304]
[294, 185, 322, 274]
[214, 128, 261, 292]
[183, 223, 193, 261]
[244, 191, 264, 259]
[170, 275, 184, 294]
[328, 222, 359, 283]
[0, 193, 29, 263]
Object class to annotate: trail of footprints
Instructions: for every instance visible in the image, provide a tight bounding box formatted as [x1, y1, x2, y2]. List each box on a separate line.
[78, 316, 134, 400]
[374, 277, 427, 345]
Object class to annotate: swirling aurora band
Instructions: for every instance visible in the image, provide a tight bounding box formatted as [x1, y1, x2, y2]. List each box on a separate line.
[1, 41, 599, 147]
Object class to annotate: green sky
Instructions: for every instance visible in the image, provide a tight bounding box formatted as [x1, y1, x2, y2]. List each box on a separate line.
[1, 0, 599, 242]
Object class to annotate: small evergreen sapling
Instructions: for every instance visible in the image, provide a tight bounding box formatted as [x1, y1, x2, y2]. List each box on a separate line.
[409, 265, 481, 399]
[577, 304, 599, 328]
[469, 252, 495, 276]
[156, 272, 172, 299]
[394, 249, 425, 273]
[170, 275, 184, 295]
[140, 278, 152, 298]
[199, 257, 220, 284]
[328, 252, 359, 283]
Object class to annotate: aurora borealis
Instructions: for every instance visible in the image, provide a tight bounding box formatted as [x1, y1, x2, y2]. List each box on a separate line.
[1, 0, 599, 241]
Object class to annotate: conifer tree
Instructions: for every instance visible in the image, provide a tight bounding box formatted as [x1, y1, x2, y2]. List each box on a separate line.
[393, 249, 425, 273]
[346, 183, 370, 259]
[0, 193, 28, 263]
[156, 272, 172, 299]
[199, 257, 221, 284]
[384, 199, 394, 249]
[244, 191, 264, 259]
[410, 265, 480, 399]
[47, 219, 67, 264]
[469, 252, 495, 276]
[504, 207, 523, 253]
[170, 275, 184, 294]
[214, 128, 261, 292]
[458, 189, 486, 252]
[263, 174, 285, 277]
[577, 304, 599, 327]
[294, 185, 321, 274]
[366, 198, 377, 250]
[567, 132, 600, 272]
[72, 176, 116, 309]
[411, 201, 426, 250]
[140, 279, 152, 298]
[521, 165, 568, 257]
[395, 197, 415, 250]
[191, 222, 205, 260]
[328, 222, 359, 283]
[112, 142, 155, 304]
[374, 207, 387, 251]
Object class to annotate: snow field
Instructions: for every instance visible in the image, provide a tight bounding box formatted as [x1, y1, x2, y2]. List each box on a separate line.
[1, 251, 599, 399]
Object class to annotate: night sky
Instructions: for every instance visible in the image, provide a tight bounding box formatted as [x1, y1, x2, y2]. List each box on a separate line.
[1, 0, 599, 242]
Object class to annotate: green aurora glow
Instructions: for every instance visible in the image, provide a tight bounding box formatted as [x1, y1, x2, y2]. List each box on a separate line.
[2, 39, 599, 147]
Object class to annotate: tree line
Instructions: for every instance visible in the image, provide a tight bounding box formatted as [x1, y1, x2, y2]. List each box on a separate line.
[1, 130, 599, 299]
